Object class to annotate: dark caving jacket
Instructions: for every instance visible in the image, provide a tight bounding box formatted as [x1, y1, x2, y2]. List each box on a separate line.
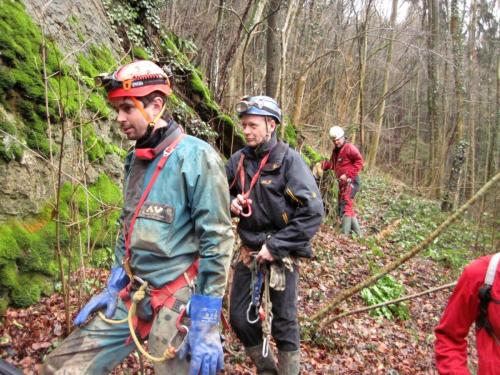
[226, 134, 324, 261]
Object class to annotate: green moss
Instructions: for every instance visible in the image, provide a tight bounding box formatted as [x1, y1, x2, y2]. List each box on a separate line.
[190, 71, 213, 103]
[302, 144, 323, 166]
[11, 273, 42, 307]
[86, 93, 111, 119]
[0, 262, 19, 289]
[132, 46, 150, 60]
[0, 294, 9, 316]
[280, 122, 297, 148]
[0, 226, 21, 265]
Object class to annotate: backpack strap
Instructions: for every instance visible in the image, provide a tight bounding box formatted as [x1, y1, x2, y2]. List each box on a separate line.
[476, 253, 500, 344]
[485, 253, 500, 286]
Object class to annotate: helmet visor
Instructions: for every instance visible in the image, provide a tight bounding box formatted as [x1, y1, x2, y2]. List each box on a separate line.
[235, 99, 281, 120]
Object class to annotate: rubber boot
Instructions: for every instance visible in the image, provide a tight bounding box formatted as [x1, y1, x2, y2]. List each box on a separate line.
[278, 350, 300, 375]
[351, 216, 362, 237]
[341, 215, 352, 235]
[245, 345, 278, 375]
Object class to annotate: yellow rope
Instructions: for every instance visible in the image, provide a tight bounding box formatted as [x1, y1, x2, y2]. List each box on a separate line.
[127, 282, 177, 362]
[98, 311, 128, 324]
[98, 282, 178, 362]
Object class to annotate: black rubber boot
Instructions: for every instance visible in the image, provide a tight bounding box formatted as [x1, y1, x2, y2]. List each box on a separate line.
[278, 349, 300, 375]
[245, 344, 278, 375]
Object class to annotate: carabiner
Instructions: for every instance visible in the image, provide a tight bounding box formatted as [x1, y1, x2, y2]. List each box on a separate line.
[246, 302, 260, 324]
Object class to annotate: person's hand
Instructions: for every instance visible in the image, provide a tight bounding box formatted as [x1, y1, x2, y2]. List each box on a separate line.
[339, 174, 348, 182]
[73, 267, 129, 326]
[312, 162, 323, 179]
[256, 244, 275, 264]
[230, 194, 252, 215]
[177, 295, 224, 375]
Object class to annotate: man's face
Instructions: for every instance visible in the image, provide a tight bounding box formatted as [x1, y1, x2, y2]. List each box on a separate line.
[110, 97, 150, 140]
[240, 114, 276, 147]
[333, 136, 345, 148]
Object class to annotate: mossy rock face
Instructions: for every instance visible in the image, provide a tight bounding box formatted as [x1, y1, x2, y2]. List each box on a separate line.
[0, 225, 21, 265]
[10, 273, 43, 307]
[0, 262, 19, 289]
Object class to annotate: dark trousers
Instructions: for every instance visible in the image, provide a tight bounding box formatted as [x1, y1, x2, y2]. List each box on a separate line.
[229, 261, 300, 352]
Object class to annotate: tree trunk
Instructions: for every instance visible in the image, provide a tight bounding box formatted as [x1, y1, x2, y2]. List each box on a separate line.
[426, 0, 439, 194]
[209, 0, 225, 95]
[366, 0, 398, 169]
[266, 0, 282, 98]
[278, 0, 299, 138]
[354, 0, 371, 154]
[412, 71, 420, 188]
[442, 0, 468, 212]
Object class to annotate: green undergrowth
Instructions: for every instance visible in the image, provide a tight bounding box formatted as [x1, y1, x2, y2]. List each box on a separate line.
[0, 173, 122, 310]
[356, 173, 492, 273]
[360, 275, 410, 320]
[0, 0, 125, 163]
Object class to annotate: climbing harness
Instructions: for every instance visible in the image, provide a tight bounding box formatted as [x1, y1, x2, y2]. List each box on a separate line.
[476, 252, 500, 344]
[229, 152, 271, 217]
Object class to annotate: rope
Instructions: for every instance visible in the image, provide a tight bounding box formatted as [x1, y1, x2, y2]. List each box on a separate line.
[97, 282, 181, 363]
[128, 282, 177, 362]
[261, 269, 273, 358]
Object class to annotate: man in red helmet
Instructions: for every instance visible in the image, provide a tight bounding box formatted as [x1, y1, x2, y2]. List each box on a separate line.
[42, 60, 234, 375]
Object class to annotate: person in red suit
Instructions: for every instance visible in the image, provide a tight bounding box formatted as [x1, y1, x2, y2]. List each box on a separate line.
[314, 126, 363, 236]
[434, 253, 500, 374]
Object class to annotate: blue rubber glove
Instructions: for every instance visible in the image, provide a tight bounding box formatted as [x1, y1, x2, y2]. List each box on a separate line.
[177, 295, 224, 375]
[73, 267, 129, 326]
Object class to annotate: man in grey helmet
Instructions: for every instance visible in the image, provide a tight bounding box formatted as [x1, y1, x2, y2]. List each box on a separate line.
[225, 95, 324, 374]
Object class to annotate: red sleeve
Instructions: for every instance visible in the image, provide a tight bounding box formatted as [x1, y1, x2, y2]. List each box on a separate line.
[434, 262, 484, 375]
[322, 160, 333, 170]
[346, 144, 363, 179]
[321, 149, 336, 171]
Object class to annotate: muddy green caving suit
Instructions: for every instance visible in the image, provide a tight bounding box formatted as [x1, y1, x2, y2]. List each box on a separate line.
[42, 122, 234, 374]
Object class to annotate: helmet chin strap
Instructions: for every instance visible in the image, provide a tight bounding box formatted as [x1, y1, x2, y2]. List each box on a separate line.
[131, 97, 167, 129]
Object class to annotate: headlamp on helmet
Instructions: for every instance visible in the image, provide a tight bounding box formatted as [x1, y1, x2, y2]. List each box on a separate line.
[96, 60, 172, 100]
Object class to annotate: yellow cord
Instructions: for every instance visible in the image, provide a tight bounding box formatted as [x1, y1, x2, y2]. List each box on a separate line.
[97, 282, 178, 362]
[127, 282, 177, 362]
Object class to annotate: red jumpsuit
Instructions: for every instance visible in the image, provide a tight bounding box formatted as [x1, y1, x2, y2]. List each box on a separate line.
[322, 142, 363, 218]
[434, 255, 500, 374]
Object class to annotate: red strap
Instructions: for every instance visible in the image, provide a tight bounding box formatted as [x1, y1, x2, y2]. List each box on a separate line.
[120, 260, 199, 340]
[229, 152, 271, 217]
[124, 133, 186, 262]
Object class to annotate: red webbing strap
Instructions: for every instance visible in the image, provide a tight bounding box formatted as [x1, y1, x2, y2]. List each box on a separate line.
[228, 153, 245, 190]
[124, 133, 186, 261]
[238, 152, 271, 217]
[120, 260, 199, 340]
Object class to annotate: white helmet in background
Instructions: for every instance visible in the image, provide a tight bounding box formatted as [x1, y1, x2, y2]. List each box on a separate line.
[328, 126, 345, 141]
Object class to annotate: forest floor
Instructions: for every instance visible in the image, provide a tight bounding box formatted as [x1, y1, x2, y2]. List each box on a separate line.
[1, 172, 486, 374]
[0, 225, 479, 375]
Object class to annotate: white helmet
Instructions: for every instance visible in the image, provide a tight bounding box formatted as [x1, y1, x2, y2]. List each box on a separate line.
[328, 126, 344, 141]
